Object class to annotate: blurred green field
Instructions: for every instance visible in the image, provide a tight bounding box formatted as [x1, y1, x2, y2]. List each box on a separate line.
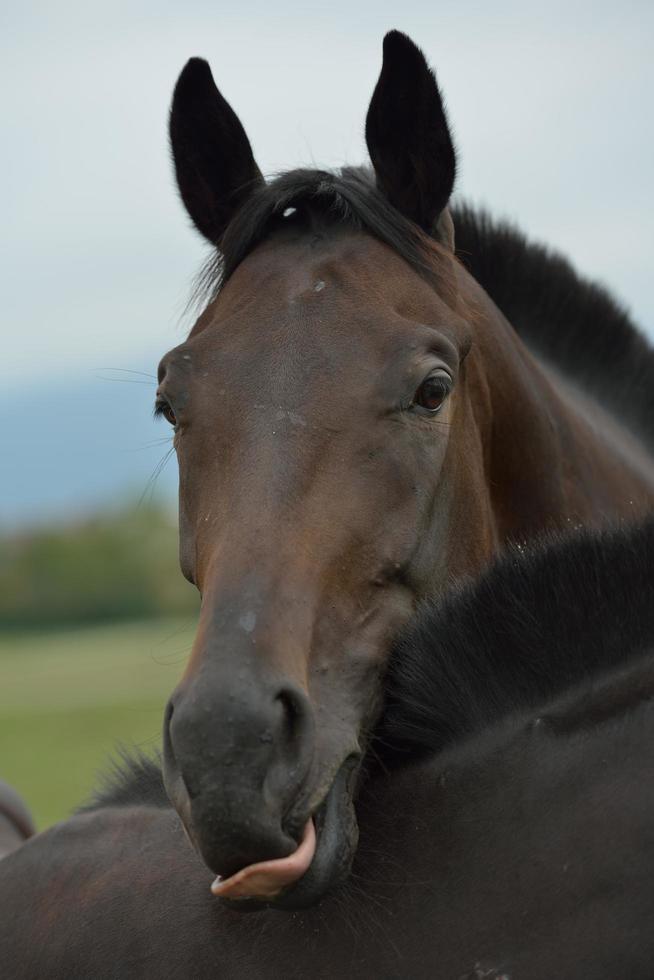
[0, 617, 197, 829]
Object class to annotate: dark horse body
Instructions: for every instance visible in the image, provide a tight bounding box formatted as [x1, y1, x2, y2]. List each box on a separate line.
[2, 520, 654, 978]
[149, 31, 654, 905]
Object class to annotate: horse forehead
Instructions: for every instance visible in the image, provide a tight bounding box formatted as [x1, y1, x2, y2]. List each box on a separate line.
[218, 229, 436, 318]
[183, 251, 451, 397]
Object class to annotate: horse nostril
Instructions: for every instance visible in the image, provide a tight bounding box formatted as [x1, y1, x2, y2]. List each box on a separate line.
[162, 698, 174, 755]
[163, 676, 316, 874]
[162, 694, 197, 823]
[275, 686, 311, 748]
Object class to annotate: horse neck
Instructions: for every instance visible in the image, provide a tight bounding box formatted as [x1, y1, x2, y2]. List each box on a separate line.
[444, 292, 654, 576]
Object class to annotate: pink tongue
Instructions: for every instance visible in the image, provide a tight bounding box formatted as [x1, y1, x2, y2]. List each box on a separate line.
[210, 820, 316, 900]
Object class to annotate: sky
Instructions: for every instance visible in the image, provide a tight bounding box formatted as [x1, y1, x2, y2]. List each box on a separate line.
[2, 1, 653, 523]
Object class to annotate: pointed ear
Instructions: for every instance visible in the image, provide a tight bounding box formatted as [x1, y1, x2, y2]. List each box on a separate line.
[169, 58, 264, 245]
[365, 32, 456, 242]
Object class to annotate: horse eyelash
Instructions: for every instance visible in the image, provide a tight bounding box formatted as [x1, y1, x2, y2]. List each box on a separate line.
[153, 401, 176, 427]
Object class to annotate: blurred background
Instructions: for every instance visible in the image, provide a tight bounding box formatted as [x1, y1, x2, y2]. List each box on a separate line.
[2, 0, 653, 828]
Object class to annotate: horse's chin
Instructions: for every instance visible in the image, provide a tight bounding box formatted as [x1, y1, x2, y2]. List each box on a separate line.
[217, 755, 360, 912]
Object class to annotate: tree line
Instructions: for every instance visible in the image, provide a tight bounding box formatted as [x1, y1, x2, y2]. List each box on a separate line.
[0, 502, 198, 630]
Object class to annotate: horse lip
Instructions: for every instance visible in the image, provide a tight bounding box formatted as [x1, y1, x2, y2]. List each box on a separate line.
[219, 752, 361, 912]
[307, 751, 359, 843]
[282, 747, 361, 840]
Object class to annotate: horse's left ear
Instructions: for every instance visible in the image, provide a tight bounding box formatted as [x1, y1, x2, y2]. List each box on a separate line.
[365, 31, 456, 245]
[169, 58, 264, 245]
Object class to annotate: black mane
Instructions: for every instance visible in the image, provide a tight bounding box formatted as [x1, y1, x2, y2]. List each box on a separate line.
[379, 519, 654, 759]
[194, 166, 450, 303]
[452, 204, 654, 452]
[78, 748, 168, 813]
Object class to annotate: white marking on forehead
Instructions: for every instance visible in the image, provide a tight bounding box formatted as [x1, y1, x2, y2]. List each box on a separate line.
[274, 408, 307, 427]
[314, 280, 326, 292]
[238, 611, 257, 633]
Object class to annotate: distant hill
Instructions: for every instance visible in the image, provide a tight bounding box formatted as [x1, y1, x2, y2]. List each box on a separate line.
[3, 365, 177, 527]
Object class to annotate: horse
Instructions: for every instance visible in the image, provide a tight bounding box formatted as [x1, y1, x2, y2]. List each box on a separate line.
[154, 29, 654, 907]
[3, 519, 654, 978]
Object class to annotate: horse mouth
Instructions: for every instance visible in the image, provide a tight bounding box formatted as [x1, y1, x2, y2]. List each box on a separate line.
[211, 755, 360, 911]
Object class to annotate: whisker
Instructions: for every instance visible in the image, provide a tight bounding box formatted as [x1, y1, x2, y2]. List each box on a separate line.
[149, 620, 197, 667]
[95, 375, 157, 386]
[137, 447, 175, 509]
[97, 367, 158, 379]
[122, 438, 173, 453]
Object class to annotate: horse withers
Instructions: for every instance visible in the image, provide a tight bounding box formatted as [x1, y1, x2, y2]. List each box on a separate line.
[156, 31, 654, 906]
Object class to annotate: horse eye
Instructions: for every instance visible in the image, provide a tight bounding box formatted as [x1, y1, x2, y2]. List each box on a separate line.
[155, 400, 177, 426]
[413, 372, 451, 414]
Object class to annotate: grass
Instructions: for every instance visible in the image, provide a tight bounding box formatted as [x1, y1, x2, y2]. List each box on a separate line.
[0, 617, 197, 829]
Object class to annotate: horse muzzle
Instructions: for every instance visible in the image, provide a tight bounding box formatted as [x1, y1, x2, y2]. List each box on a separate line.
[162, 663, 361, 908]
[163, 662, 315, 869]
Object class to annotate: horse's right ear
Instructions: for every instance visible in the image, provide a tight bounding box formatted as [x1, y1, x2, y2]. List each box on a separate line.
[365, 32, 456, 242]
[169, 59, 263, 245]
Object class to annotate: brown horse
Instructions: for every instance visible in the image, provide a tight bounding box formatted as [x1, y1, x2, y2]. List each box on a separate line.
[155, 31, 654, 908]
